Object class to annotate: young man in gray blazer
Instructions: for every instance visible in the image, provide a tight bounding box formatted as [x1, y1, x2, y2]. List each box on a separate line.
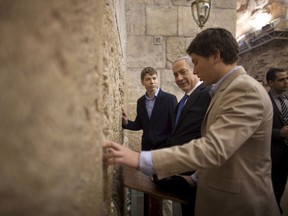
[104, 28, 280, 216]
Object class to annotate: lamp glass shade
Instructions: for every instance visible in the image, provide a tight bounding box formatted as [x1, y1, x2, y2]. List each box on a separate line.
[191, 0, 211, 28]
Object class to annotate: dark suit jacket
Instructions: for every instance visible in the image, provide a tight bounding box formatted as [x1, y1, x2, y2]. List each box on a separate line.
[268, 91, 287, 163]
[167, 83, 211, 146]
[124, 89, 177, 150]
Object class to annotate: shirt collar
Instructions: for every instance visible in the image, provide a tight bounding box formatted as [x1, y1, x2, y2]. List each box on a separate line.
[210, 66, 242, 97]
[186, 81, 203, 96]
[145, 87, 160, 99]
[270, 90, 285, 99]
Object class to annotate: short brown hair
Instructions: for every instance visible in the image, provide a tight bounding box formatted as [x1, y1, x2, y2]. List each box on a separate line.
[141, 67, 158, 80]
[187, 28, 239, 65]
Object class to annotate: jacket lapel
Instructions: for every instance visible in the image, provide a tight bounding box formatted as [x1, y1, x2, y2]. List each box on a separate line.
[150, 89, 163, 121]
[139, 96, 149, 120]
[203, 67, 246, 124]
[268, 91, 284, 124]
[173, 84, 204, 130]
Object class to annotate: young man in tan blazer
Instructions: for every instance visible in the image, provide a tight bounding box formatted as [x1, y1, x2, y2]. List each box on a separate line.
[103, 28, 280, 216]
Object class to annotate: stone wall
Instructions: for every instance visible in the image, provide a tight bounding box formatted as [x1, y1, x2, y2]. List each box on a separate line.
[239, 40, 288, 85]
[237, 0, 288, 85]
[124, 0, 237, 150]
[0, 0, 125, 215]
[102, 1, 127, 215]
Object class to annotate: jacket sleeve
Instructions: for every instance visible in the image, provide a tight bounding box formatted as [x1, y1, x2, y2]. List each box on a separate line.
[123, 100, 143, 131]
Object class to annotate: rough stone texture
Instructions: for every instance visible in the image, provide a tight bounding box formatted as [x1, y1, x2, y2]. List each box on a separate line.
[126, 4, 145, 36]
[0, 0, 105, 216]
[126, 0, 154, 4]
[214, 0, 237, 9]
[166, 37, 194, 67]
[102, 1, 126, 215]
[0, 0, 126, 215]
[146, 5, 178, 36]
[126, 35, 166, 68]
[204, 8, 237, 35]
[178, 6, 198, 37]
[239, 40, 288, 85]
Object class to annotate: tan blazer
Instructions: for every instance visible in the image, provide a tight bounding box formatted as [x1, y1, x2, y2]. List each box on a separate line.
[152, 67, 280, 216]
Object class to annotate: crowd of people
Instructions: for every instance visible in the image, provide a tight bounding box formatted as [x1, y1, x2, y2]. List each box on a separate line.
[103, 27, 287, 216]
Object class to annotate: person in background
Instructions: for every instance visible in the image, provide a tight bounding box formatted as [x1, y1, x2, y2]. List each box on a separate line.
[122, 66, 177, 216]
[266, 67, 288, 215]
[155, 56, 211, 216]
[122, 67, 177, 151]
[103, 27, 280, 216]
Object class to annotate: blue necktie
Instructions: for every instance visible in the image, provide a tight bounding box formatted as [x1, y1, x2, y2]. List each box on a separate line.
[175, 94, 188, 125]
[278, 96, 288, 145]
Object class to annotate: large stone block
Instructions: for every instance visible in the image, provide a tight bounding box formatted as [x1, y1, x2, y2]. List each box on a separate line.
[146, 5, 178, 36]
[239, 40, 288, 81]
[203, 8, 237, 35]
[127, 88, 146, 102]
[0, 1, 107, 216]
[173, 0, 192, 6]
[213, 0, 237, 9]
[126, 68, 143, 88]
[166, 37, 193, 67]
[178, 6, 198, 37]
[126, 0, 154, 3]
[155, 0, 174, 5]
[126, 4, 145, 35]
[126, 35, 166, 68]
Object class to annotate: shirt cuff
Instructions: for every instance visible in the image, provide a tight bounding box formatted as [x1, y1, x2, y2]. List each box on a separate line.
[139, 151, 156, 177]
[191, 173, 198, 184]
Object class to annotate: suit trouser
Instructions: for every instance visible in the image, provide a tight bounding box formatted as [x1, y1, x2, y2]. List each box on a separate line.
[271, 145, 288, 214]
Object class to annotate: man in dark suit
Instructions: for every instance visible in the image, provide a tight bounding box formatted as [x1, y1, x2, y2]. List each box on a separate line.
[168, 56, 211, 146]
[266, 68, 288, 215]
[156, 56, 211, 216]
[122, 66, 177, 216]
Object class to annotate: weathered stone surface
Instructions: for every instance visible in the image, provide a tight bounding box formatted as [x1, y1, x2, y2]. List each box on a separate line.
[204, 8, 237, 35]
[213, 0, 237, 9]
[146, 5, 178, 36]
[126, 0, 154, 3]
[0, 1, 107, 216]
[127, 87, 146, 102]
[103, 2, 126, 215]
[166, 37, 193, 66]
[239, 40, 288, 85]
[126, 35, 166, 68]
[126, 4, 145, 35]
[126, 68, 143, 88]
[173, 0, 192, 6]
[178, 6, 198, 37]
[155, 0, 173, 5]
